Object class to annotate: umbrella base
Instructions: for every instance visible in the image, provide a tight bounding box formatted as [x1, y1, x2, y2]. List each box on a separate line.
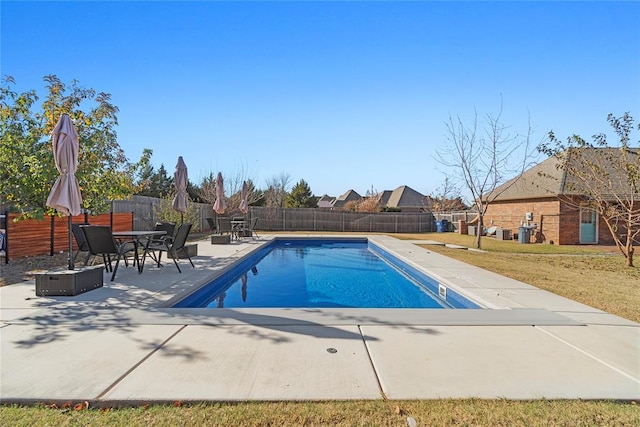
[35, 265, 104, 296]
[211, 235, 231, 245]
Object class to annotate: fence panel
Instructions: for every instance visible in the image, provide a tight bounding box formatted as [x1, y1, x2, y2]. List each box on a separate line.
[112, 196, 213, 232]
[112, 196, 156, 231]
[4, 212, 132, 259]
[248, 207, 436, 233]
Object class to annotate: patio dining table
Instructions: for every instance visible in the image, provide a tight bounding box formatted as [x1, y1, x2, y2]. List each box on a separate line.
[113, 230, 166, 274]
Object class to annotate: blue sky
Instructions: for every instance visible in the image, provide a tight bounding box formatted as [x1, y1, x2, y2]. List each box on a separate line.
[2, 1, 639, 200]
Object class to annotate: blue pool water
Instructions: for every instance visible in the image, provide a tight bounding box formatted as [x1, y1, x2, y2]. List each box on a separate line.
[173, 239, 479, 309]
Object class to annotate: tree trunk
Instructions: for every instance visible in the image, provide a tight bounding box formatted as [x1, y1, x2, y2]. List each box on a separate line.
[603, 216, 635, 268]
[474, 215, 483, 249]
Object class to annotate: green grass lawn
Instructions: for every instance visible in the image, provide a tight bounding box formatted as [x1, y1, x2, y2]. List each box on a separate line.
[398, 232, 640, 322]
[1, 400, 638, 426]
[2, 231, 638, 425]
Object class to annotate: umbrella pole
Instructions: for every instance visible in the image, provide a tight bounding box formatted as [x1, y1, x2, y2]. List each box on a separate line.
[68, 215, 74, 270]
[181, 213, 184, 225]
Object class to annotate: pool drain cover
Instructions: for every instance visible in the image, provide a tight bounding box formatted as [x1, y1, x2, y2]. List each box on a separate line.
[326, 348, 337, 354]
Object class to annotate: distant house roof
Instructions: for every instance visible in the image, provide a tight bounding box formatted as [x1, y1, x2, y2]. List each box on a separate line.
[332, 189, 363, 208]
[384, 185, 428, 208]
[378, 190, 393, 206]
[325, 186, 431, 210]
[486, 148, 640, 202]
[316, 194, 336, 208]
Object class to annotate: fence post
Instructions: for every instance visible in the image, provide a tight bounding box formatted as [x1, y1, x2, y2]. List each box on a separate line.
[50, 215, 55, 256]
[3, 210, 8, 263]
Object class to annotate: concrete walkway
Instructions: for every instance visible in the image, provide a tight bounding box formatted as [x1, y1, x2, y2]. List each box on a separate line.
[1, 235, 638, 405]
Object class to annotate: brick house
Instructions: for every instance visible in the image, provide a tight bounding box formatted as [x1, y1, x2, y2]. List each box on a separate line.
[483, 149, 638, 245]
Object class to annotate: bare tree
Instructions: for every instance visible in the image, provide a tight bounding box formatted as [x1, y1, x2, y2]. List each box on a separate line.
[264, 172, 291, 208]
[431, 177, 467, 213]
[436, 102, 536, 248]
[539, 112, 639, 267]
[199, 167, 261, 214]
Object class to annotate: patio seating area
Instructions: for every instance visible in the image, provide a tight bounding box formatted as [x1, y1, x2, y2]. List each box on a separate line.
[0, 234, 638, 404]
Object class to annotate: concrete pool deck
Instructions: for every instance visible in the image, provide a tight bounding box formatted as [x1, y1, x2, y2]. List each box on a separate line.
[1, 234, 638, 404]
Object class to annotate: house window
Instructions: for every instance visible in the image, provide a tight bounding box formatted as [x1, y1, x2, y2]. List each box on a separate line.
[581, 209, 595, 224]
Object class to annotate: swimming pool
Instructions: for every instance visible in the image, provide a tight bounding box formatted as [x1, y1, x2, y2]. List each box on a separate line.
[172, 238, 480, 309]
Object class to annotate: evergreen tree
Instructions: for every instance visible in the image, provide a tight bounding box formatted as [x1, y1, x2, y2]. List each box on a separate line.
[285, 179, 314, 208]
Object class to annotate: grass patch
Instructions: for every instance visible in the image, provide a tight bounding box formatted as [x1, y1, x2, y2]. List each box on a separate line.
[396, 232, 611, 254]
[1, 400, 638, 426]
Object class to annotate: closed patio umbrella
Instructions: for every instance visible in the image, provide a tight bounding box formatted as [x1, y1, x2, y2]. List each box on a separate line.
[213, 172, 226, 214]
[239, 180, 249, 215]
[172, 156, 188, 224]
[46, 114, 82, 270]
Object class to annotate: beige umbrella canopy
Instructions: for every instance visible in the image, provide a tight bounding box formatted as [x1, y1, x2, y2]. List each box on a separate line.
[239, 180, 249, 215]
[172, 156, 188, 223]
[213, 172, 226, 214]
[45, 114, 82, 270]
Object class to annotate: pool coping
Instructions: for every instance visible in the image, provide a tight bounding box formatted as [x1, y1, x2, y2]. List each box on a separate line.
[1, 234, 638, 403]
[169, 235, 484, 310]
[159, 234, 584, 326]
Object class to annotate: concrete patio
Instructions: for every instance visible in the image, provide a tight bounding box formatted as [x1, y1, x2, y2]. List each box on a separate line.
[1, 234, 638, 405]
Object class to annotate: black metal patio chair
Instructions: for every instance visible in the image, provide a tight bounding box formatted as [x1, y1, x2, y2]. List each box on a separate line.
[242, 217, 259, 239]
[71, 222, 92, 265]
[206, 217, 217, 233]
[80, 225, 137, 281]
[145, 223, 194, 273]
[217, 217, 233, 237]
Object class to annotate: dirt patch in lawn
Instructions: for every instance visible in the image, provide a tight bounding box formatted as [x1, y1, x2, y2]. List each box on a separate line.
[0, 252, 81, 287]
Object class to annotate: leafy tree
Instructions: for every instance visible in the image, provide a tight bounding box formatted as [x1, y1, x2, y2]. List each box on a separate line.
[132, 148, 155, 194]
[152, 194, 200, 228]
[436, 101, 535, 249]
[1, 75, 136, 217]
[286, 179, 314, 208]
[0, 77, 44, 214]
[539, 112, 639, 267]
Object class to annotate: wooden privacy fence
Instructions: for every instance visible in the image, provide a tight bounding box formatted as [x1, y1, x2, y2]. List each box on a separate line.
[1, 198, 473, 262]
[250, 207, 437, 233]
[112, 195, 213, 232]
[1, 212, 133, 261]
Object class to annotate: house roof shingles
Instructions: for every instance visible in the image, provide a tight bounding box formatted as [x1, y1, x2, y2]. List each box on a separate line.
[486, 148, 640, 202]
